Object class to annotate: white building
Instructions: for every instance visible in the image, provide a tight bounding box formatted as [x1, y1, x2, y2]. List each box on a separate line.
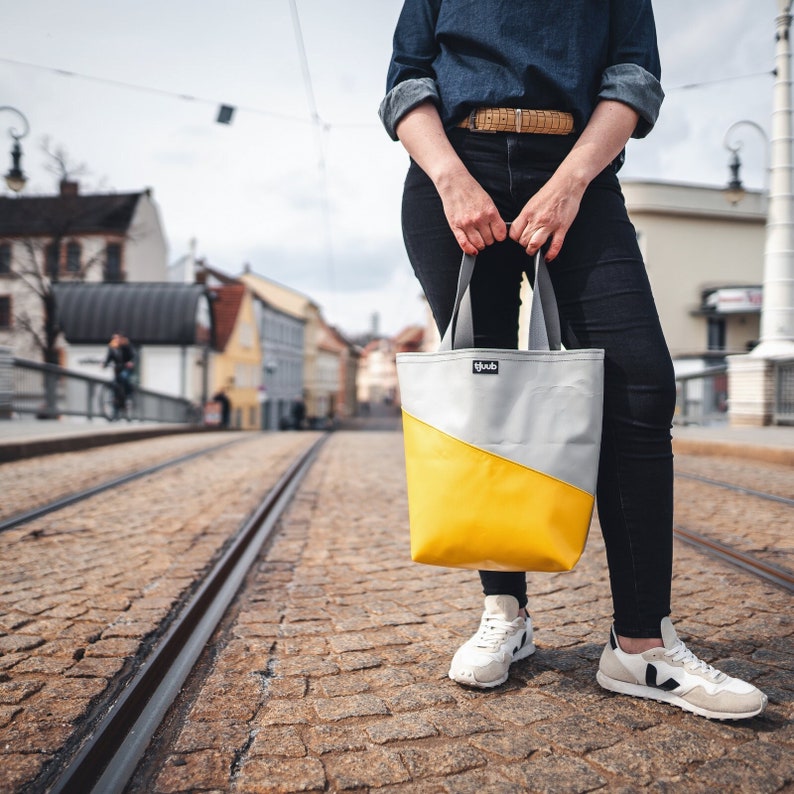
[0, 181, 168, 362]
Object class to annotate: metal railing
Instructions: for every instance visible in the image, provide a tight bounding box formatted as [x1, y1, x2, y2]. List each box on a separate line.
[774, 358, 794, 425]
[674, 365, 729, 426]
[2, 355, 200, 424]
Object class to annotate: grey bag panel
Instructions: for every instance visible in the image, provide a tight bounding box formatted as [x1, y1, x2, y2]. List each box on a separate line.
[397, 348, 604, 494]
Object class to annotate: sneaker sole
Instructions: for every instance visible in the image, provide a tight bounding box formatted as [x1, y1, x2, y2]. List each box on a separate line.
[596, 670, 767, 721]
[449, 641, 536, 689]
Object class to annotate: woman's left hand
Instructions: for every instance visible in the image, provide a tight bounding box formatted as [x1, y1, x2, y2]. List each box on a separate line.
[508, 174, 585, 262]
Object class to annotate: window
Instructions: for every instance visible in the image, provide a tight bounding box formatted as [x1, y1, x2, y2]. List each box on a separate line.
[46, 242, 60, 276]
[66, 242, 81, 272]
[0, 296, 11, 329]
[707, 317, 726, 351]
[0, 243, 10, 275]
[105, 243, 122, 282]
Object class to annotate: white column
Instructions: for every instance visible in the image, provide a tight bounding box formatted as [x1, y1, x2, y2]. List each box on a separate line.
[729, 1, 794, 425]
[755, 0, 794, 355]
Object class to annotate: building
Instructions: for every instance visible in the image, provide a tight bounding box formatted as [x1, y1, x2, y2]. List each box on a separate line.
[0, 180, 168, 362]
[317, 321, 360, 423]
[622, 180, 765, 368]
[512, 179, 766, 375]
[206, 283, 262, 430]
[240, 268, 331, 426]
[53, 282, 214, 404]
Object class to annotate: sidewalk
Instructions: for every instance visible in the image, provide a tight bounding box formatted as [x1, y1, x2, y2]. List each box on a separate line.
[672, 423, 794, 465]
[0, 418, 207, 463]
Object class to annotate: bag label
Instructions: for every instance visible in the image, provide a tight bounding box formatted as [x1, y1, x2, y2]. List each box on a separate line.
[472, 360, 499, 374]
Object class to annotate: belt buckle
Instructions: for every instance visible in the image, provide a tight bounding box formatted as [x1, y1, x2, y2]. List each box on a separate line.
[469, 109, 497, 134]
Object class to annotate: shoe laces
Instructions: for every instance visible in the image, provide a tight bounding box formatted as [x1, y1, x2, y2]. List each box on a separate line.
[473, 615, 521, 652]
[665, 640, 726, 682]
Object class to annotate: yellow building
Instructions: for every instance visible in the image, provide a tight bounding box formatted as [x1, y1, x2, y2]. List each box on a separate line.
[208, 283, 262, 429]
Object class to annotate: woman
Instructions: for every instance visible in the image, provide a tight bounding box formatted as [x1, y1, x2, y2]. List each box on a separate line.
[380, 0, 766, 720]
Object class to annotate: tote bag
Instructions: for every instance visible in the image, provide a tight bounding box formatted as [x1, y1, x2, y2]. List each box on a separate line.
[396, 251, 604, 572]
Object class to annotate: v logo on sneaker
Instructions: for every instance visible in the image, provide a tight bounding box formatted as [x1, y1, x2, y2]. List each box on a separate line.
[512, 631, 527, 656]
[645, 663, 679, 692]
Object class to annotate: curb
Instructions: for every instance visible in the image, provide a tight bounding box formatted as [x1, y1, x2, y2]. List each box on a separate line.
[673, 437, 794, 467]
[0, 426, 215, 463]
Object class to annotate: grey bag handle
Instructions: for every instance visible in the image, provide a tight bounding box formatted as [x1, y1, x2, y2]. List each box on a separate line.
[439, 250, 562, 352]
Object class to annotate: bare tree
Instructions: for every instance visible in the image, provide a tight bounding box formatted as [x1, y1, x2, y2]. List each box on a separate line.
[0, 142, 122, 364]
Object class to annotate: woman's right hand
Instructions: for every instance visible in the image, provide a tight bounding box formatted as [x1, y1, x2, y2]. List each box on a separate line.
[436, 168, 507, 255]
[395, 101, 506, 255]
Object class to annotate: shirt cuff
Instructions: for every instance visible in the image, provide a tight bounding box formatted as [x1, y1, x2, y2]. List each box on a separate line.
[599, 63, 664, 139]
[379, 77, 440, 140]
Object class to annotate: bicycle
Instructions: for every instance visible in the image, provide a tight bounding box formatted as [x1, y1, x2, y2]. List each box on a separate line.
[99, 377, 134, 422]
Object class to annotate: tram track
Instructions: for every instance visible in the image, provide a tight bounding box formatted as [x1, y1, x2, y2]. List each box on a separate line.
[673, 460, 794, 593]
[42, 434, 327, 794]
[673, 524, 794, 593]
[675, 469, 794, 507]
[0, 436, 252, 534]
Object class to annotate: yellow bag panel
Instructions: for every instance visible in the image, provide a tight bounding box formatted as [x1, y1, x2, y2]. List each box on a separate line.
[402, 410, 594, 572]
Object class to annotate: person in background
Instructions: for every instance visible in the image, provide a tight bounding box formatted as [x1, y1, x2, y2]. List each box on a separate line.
[212, 389, 232, 429]
[103, 332, 135, 400]
[379, 0, 766, 720]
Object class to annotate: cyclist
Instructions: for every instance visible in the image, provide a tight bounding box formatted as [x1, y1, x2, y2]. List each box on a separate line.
[103, 332, 136, 416]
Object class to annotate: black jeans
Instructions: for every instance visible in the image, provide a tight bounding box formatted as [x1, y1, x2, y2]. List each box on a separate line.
[401, 129, 676, 638]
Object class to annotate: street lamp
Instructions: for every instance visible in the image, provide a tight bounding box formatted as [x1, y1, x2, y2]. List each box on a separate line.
[0, 106, 30, 193]
[722, 120, 769, 206]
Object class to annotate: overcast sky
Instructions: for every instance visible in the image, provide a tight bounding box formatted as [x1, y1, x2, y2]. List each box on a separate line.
[0, 0, 779, 335]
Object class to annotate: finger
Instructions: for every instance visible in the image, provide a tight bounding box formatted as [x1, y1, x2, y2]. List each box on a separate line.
[523, 227, 549, 255]
[454, 230, 479, 256]
[508, 218, 526, 243]
[544, 232, 565, 262]
[491, 217, 509, 242]
[466, 227, 488, 252]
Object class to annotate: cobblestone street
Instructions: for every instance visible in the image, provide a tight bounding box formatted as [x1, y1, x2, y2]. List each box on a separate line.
[133, 430, 793, 793]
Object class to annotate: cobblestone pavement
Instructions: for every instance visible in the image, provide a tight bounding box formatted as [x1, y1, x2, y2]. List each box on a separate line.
[673, 453, 794, 572]
[0, 431, 322, 792]
[0, 431, 248, 520]
[141, 431, 793, 794]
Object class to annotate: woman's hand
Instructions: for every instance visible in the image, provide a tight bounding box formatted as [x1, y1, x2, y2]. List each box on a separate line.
[436, 167, 507, 255]
[508, 173, 585, 261]
[395, 101, 506, 255]
[510, 100, 641, 262]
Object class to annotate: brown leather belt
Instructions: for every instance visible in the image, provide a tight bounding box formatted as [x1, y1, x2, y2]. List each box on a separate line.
[457, 108, 575, 135]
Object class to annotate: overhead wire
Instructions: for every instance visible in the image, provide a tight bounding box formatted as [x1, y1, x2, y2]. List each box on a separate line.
[287, 0, 336, 305]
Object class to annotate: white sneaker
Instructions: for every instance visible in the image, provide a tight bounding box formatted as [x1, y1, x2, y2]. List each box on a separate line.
[448, 595, 536, 688]
[597, 617, 768, 720]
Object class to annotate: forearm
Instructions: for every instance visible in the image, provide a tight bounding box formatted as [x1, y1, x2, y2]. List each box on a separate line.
[396, 101, 506, 255]
[509, 100, 639, 260]
[395, 101, 471, 191]
[552, 100, 639, 196]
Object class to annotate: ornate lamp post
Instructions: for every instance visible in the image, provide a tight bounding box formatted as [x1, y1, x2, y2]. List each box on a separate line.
[722, 120, 769, 207]
[728, 1, 794, 425]
[0, 106, 30, 193]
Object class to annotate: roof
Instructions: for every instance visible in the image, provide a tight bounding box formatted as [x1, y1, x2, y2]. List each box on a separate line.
[53, 282, 213, 346]
[208, 284, 246, 351]
[239, 270, 317, 320]
[0, 192, 143, 237]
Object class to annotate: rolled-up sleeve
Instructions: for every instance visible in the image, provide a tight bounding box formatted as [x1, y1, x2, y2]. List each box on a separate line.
[379, 77, 440, 141]
[603, 0, 664, 138]
[599, 63, 664, 138]
[379, 0, 441, 140]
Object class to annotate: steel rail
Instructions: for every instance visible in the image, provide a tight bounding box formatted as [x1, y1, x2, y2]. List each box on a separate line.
[47, 433, 327, 794]
[0, 437, 249, 533]
[674, 524, 794, 593]
[675, 470, 794, 507]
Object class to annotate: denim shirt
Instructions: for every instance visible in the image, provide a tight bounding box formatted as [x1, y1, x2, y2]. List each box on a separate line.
[379, 0, 663, 142]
